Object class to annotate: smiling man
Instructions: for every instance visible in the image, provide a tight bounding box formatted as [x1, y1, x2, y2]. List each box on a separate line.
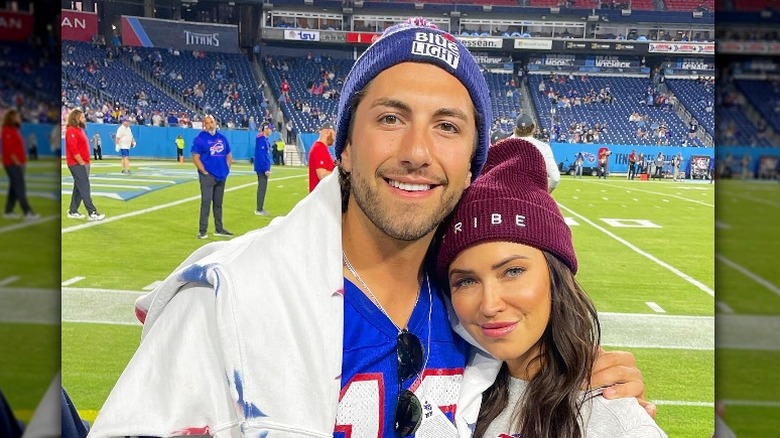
[87, 18, 646, 438]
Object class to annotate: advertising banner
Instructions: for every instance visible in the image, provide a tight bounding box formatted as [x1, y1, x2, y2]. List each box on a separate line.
[283, 29, 320, 42]
[677, 57, 715, 70]
[62, 10, 99, 42]
[345, 31, 381, 45]
[457, 36, 503, 49]
[649, 42, 714, 55]
[717, 41, 780, 55]
[514, 38, 553, 50]
[0, 10, 33, 42]
[552, 143, 714, 175]
[121, 16, 239, 53]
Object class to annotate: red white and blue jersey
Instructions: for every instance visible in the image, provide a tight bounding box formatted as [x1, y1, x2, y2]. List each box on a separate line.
[336, 275, 468, 437]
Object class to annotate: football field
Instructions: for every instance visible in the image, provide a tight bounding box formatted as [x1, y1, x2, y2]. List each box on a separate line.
[0, 159, 61, 423]
[715, 179, 780, 437]
[60, 160, 714, 436]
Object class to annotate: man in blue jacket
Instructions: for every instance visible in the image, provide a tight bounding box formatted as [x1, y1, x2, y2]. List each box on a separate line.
[191, 115, 233, 239]
[254, 122, 272, 216]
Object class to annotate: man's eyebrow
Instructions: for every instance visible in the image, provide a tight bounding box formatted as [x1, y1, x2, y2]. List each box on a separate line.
[369, 98, 411, 113]
[433, 108, 469, 122]
[369, 98, 470, 122]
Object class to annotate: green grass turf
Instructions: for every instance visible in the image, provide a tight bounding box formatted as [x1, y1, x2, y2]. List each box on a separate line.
[61, 322, 141, 423]
[0, 323, 60, 422]
[61, 167, 714, 434]
[0, 159, 61, 288]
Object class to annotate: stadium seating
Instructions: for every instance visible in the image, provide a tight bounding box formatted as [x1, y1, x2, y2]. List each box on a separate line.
[527, 74, 707, 146]
[665, 79, 715, 136]
[61, 42, 185, 119]
[122, 46, 267, 126]
[0, 42, 58, 123]
[664, 0, 714, 11]
[734, 78, 780, 134]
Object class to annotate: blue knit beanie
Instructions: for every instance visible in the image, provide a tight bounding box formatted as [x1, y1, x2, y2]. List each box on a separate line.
[334, 17, 492, 181]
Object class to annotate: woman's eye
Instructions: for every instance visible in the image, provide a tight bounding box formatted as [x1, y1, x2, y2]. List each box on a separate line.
[452, 277, 475, 289]
[505, 267, 525, 278]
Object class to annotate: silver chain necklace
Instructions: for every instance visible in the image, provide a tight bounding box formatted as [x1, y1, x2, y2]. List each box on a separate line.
[343, 251, 433, 389]
[342, 252, 421, 332]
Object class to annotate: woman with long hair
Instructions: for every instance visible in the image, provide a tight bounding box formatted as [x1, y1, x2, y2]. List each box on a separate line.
[65, 108, 105, 220]
[2, 109, 39, 220]
[436, 138, 666, 438]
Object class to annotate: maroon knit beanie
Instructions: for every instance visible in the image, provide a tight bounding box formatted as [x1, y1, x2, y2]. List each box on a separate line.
[435, 137, 577, 283]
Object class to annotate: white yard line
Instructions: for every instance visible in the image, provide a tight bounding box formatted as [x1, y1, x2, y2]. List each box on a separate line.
[721, 399, 780, 408]
[645, 301, 666, 313]
[716, 253, 780, 298]
[653, 400, 713, 407]
[558, 203, 714, 297]
[716, 301, 734, 313]
[61, 276, 85, 286]
[583, 181, 714, 207]
[0, 215, 59, 235]
[61, 174, 306, 234]
[0, 276, 20, 287]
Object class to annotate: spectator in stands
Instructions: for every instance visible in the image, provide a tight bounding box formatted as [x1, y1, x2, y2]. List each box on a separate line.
[308, 121, 336, 192]
[167, 111, 178, 126]
[281, 79, 291, 102]
[151, 111, 163, 127]
[2, 109, 39, 220]
[192, 114, 233, 239]
[254, 122, 273, 216]
[65, 109, 105, 221]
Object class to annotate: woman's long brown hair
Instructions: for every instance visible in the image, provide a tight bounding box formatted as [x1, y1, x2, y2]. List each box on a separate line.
[473, 251, 601, 438]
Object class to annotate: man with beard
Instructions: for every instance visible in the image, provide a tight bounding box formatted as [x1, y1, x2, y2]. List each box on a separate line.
[65, 109, 105, 221]
[2, 109, 39, 220]
[308, 120, 336, 192]
[192, 114, 233, 239]
[88, 18, 649, 438]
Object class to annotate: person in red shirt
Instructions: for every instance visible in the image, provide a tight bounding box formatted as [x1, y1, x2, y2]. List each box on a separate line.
[2, 109, 39, 220]
[65, 109, 105, 221]
[307, 121, 336, 192]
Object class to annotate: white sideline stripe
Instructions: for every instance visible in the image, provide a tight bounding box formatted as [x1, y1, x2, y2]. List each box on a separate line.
[558, 203, 714, 297]
[722, 399, 780, 408]
[85, 183, 153, 190]
[0, 215, 59, 235]
[653, 400, 713, 407]
[61, 174, 307, 234]
[716, 301, 734, 313]
[62, 276, 85, 286]
[60, 190, 125, 201]
[715, 221, 731, 230]
[0, 287, 60, 324]
[732, 192, 780, 208]
[717, 253, 780, 298]
[584, 181, 714, 207]
[646, 301, 666, 313]
[87, 176, 179, 184]
[0, 276, 20, 286]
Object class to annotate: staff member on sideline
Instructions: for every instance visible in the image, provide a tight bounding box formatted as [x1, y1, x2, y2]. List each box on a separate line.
[175, 134, 185, 163]
[2, 109, 39, 220]
[307, 120, 335, 192]
[191, 114, 233, 239]
[65, 109, 105, 221]
[254, 122, 272, 216]
[115, 116, 135, 174]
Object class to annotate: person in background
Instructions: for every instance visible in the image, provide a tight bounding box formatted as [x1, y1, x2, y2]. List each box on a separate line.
[307, 121, 336, 192]
[437, 138, 667, 438]
[575, 151, 584, 178]
[2, 109, 39, 220]
[628, 149, 638, 180]
[91, 132, 102, 160]
[254, 122, 272, 216]
[65, 109, 105, 221]
[191, 114, 233, 239]
[175, 134, 185, 164]
[114, 116, 135, 174]
[275, 138, 285, 166]
[26, 132, 38, 160]
[511, 113, 559, 192]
